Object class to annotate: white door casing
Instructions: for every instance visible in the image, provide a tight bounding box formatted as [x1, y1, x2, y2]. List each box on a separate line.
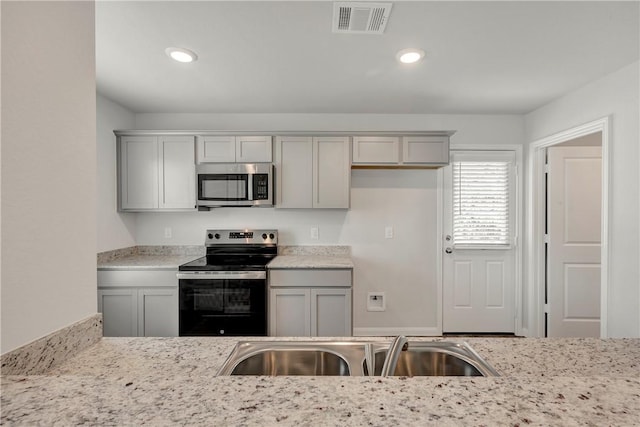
[443, 150, 517, 333]
[527, 118, 610, 338]
[546, 146, 602, 337]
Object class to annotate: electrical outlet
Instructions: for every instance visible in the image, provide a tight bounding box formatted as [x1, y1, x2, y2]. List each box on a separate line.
[385, 226, 393, 239]
[164, 227, 172, 239]
[310, 227, 319, 240]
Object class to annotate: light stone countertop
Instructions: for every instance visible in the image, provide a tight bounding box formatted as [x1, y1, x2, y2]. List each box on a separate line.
[268, 255, 354, 269]
[2, 337, 639, 426]
[97, 254, 201, 270]
[96, 245, 353, 270]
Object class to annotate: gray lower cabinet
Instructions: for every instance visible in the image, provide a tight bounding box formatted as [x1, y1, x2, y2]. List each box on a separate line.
[97, 270, 178, 337]
[269, 269, 352, 337]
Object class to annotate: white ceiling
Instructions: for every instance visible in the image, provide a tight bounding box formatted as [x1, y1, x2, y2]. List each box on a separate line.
[96, 1, 639, 115]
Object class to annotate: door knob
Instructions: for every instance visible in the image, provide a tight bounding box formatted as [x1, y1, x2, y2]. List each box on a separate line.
[445, 247, 453, 254]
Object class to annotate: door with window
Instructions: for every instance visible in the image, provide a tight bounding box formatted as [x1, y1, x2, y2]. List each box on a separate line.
[443, 151, 517, 333]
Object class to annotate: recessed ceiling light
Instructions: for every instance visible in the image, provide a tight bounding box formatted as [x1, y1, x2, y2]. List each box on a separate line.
[396, 48, 425, 64]
[165, 47, 198, 63]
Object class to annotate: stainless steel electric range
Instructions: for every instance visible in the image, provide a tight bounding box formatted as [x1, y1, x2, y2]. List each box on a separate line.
[177, 229, 277, 336]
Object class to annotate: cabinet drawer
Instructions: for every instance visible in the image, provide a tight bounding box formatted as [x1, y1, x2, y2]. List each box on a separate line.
[97, 270, 178, 287]
[269, 269, 352, 287]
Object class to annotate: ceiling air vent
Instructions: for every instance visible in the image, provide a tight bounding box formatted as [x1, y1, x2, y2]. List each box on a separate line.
[332, 2, 393, 34]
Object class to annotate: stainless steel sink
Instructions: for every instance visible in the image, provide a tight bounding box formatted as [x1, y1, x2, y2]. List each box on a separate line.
[217, 341, 369, 376]
[217, 340, 499, 377]
[363, 341, 500, 377]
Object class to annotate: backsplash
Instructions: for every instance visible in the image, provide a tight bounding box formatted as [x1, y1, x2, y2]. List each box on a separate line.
[1, 314, 102, 375]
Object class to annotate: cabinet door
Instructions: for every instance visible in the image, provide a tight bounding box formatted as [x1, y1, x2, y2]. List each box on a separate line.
[197, 136, 236, 163]
[352, 136, 399, 164]
[236, 136, 273, 162]
[159, 136, 196, 209]
[313, 137, 350, 208]
[269, 288, 311, 336]
[138, 288, 179, 337]
[98, 289, 138, 337]
[274, 136, 313, 208]
[311, 288, 352, 337]
[402, 136, 449, 164]
[120, 136, 159, 210]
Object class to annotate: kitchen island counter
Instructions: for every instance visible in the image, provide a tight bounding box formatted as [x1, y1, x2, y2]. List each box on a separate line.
[2, 337, 639, 426]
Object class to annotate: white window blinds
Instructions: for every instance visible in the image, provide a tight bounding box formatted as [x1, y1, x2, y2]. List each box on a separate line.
[452, 151, 515, 248]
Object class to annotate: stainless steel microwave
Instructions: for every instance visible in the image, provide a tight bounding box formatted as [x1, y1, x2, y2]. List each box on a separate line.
[196, 163, 273, 208]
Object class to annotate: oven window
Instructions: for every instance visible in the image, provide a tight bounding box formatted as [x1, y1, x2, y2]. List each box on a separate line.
[199, 174, 248, 201]
[193, 288, 251, 314]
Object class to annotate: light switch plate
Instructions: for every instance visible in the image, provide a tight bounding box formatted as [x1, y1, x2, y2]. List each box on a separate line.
[385, 226, 393, 239]
[164, 227, 172, 238]
[310, 227, 319, 239]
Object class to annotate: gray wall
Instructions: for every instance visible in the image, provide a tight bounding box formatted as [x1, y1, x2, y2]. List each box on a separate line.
[1, 2, 97, 353]
[97, 94, 136, 253]
[525, 61, 640, 338]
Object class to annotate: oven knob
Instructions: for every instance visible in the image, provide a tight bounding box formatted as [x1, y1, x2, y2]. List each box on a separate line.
[219, 329, 225, 335]
[214, 233, 221, 239]
[269, 233, 275, 240]
[207, 233, 213, 240]
[262, 233, 268, 240]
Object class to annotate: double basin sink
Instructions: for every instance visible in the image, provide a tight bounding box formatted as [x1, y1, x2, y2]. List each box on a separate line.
[217, 338, 499, 377]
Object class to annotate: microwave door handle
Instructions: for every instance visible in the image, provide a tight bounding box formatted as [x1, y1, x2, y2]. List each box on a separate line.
[247, 173, 253, 202]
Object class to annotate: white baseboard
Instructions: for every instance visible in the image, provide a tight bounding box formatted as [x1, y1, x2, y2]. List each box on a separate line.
[353, 326, 441, 337]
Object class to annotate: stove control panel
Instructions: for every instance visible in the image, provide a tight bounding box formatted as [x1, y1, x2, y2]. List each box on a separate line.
[205, 229, 278, 245]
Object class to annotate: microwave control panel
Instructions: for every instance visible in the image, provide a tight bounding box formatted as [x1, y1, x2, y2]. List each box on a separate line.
[253, 174, 269, 200]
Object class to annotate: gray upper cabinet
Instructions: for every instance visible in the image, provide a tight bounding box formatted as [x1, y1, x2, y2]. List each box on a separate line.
[119, 135, 195, 211]
[352, 135, 450, 166]
[274, 136, 313, 208]
[313, 136, 351, 208]
[352, 136, 400, 164]
[197, 135, 272, 163]
[402, 135, 449, 164]
[275, 136, 351, 209]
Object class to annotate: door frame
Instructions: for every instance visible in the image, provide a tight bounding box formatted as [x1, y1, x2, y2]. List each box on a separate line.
[440, 144, 524, 335]
[526, 116, 610, 338]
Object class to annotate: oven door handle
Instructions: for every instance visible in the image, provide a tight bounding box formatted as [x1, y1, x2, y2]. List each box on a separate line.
[177, 271, 266, 280]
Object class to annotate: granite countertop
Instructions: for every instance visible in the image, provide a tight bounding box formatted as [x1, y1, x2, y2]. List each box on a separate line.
[97, 245, 353, 270]
[97, 245, 204, 270]
[97, 254, 201, 270]
[2, 337, 639, 425]
[268, 255, 354, 269]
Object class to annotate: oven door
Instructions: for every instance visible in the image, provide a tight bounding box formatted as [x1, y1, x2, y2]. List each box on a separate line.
[178, 271, 267, 336]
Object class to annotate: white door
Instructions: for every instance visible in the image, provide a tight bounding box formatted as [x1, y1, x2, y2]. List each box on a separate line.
[546, 146, 602, 337]
[443, 151, 517, 333]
